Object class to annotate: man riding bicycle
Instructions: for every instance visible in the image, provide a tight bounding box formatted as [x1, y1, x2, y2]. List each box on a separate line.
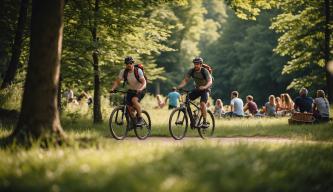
[177, 57, 213, 128]
[110, 56, 146, 126]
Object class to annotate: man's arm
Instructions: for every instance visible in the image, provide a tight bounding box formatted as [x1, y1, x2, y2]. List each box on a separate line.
[110, 78, 121, 92]
[138, 76, 146, 92]
[177, 76, 190, 89]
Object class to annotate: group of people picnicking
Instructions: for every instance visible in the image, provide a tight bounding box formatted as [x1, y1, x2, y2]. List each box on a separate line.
[158, 87, 330, 123]
[64, 89, 93, 106]
[209, 88, 330, 123]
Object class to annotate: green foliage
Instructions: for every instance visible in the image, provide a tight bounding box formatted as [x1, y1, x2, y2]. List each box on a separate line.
[203, 9, 292, 104]
[62, 0, 179, 94]
[155, 0, 227, 94]
[225, 0, 275, 20]
[270, 0, 333, 90]
[0, 83, 23, 110]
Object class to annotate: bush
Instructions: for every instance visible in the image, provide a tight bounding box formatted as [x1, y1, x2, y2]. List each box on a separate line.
[0, 84, 23, 110]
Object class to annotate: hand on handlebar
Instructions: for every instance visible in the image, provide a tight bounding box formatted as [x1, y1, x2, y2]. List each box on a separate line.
[109, 89, 116, 93]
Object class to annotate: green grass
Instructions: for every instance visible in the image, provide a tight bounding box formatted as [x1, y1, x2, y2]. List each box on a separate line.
[0, 104, 333, 191]
[0, 141, 333, 192]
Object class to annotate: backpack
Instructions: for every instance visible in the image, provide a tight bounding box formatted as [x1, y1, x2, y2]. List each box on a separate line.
[190, 64, 213, 81]
[123, 64, 147, 86]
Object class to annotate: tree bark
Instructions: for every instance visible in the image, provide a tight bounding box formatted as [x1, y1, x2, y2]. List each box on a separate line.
[58, 73, 62, 112]
[1, 0, 29, 89]
[325, 0, 333, 102]
[92, 0, 102, 123]
[9, 0, 65, 145]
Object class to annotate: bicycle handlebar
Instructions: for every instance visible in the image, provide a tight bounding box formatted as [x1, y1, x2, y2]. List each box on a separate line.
[110, 89, 128, 94]
[178, 88, 190, 94]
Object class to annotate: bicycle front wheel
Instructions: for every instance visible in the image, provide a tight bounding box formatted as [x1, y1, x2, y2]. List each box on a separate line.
[134, 110, 151, 140]
[169, 108, 188, 140]
[109, 106, 129, 140]
[198, 110, 215, 139]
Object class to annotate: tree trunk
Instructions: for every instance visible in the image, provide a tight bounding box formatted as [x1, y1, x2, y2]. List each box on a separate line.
[9, 0, 65, 145]
[92, 0, 102, 123]
[1, 0, 29, 89]
[325, 0, 333, 102]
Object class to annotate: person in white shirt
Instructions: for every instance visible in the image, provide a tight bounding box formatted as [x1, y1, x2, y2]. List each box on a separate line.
[226, 91, 244, 117]
[110, 56, 147, 126]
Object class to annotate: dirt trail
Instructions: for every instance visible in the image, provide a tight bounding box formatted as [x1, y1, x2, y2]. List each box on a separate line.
[121, 136, 324, 144]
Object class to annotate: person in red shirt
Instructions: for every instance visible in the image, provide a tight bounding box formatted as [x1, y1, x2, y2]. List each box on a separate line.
[243, 95, 259, 116]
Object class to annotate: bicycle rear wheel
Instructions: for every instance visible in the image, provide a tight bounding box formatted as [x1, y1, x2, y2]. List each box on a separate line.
[169, 108, 188, 140]
[109, 106, 129, 140]
[134, 110, 151, 140]
[198, 110, 215, 139]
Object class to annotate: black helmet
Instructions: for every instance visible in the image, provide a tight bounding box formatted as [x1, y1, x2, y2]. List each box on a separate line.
[124, 56, 134, 64]
[193, 57, 203, 64]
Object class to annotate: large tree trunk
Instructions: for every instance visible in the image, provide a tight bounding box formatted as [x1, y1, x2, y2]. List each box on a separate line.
[9, 0, 65, 144]
[325, 0, 333, 102]
[1, 0, 29, 89]
[92, 0, 102, 123]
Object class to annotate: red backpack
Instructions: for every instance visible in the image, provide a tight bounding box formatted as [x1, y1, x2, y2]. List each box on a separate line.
[123, 64, 147, 85]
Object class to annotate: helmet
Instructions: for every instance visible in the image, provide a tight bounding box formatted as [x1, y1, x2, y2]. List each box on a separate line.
[124, 56, 134, 64]
[193, 57, 203, 64]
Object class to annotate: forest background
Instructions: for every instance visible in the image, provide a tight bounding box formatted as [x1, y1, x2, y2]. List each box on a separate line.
[0, 0, 332, 123]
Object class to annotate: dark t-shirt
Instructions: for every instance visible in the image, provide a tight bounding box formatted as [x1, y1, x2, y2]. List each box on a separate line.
[186, 68, 211, 88]
[247, 101, 258, 115]
[294, 96, 313, 112]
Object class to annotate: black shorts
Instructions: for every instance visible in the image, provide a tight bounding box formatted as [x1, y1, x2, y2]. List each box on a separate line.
[168, 105, 177, 110]
[189, 89, 209, 103]
[126, 89, 145, 106]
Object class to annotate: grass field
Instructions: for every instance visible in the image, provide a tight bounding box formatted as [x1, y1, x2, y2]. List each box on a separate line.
[0, 104, 332, 191]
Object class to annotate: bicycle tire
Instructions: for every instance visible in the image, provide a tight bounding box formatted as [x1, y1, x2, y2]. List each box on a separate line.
[134, 110, 151, 140]
[169, 107, 188, 140]
[198, 110, 215, 139]
[109, 106, 129, 140]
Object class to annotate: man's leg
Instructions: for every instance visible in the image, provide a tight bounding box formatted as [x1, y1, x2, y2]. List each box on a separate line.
[200, 91, 209, 128]
[131, 96, 142, 118]
[200, 101, 207, 120]
[131, 96, 144, 126]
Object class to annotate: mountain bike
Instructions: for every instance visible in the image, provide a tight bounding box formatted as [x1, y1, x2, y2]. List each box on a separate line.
[168, 89, 215, 140]
[109, 89, 151, 140]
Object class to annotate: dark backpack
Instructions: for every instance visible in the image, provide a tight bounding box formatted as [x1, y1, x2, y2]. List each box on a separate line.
[123, 64, 147, 85]
[190, 64, 213, 81]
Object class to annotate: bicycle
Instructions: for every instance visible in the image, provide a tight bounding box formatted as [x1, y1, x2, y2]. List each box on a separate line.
[109, 89, 151, 140]
[168, 89, 215, 140]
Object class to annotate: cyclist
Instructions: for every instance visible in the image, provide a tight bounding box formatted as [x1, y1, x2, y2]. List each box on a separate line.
[110, 56, 146, 126]
[177, 56, 213, 128]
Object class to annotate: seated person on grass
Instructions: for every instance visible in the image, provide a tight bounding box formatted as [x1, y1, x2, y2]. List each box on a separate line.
[294, 88, 313, 113]
[243, 95, 259, 116]
[313, 90, 330, 123]
[213, 99, 225, 117]
[226, 91, 244, 117]
[264, 95, 277, 117]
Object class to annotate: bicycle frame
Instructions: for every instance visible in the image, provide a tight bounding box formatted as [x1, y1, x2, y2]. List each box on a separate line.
[181, 94, 202, 128]
[114, 91, 135, 127]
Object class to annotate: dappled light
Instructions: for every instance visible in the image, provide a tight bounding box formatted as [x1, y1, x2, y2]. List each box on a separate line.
[1, 0, 333, 191]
